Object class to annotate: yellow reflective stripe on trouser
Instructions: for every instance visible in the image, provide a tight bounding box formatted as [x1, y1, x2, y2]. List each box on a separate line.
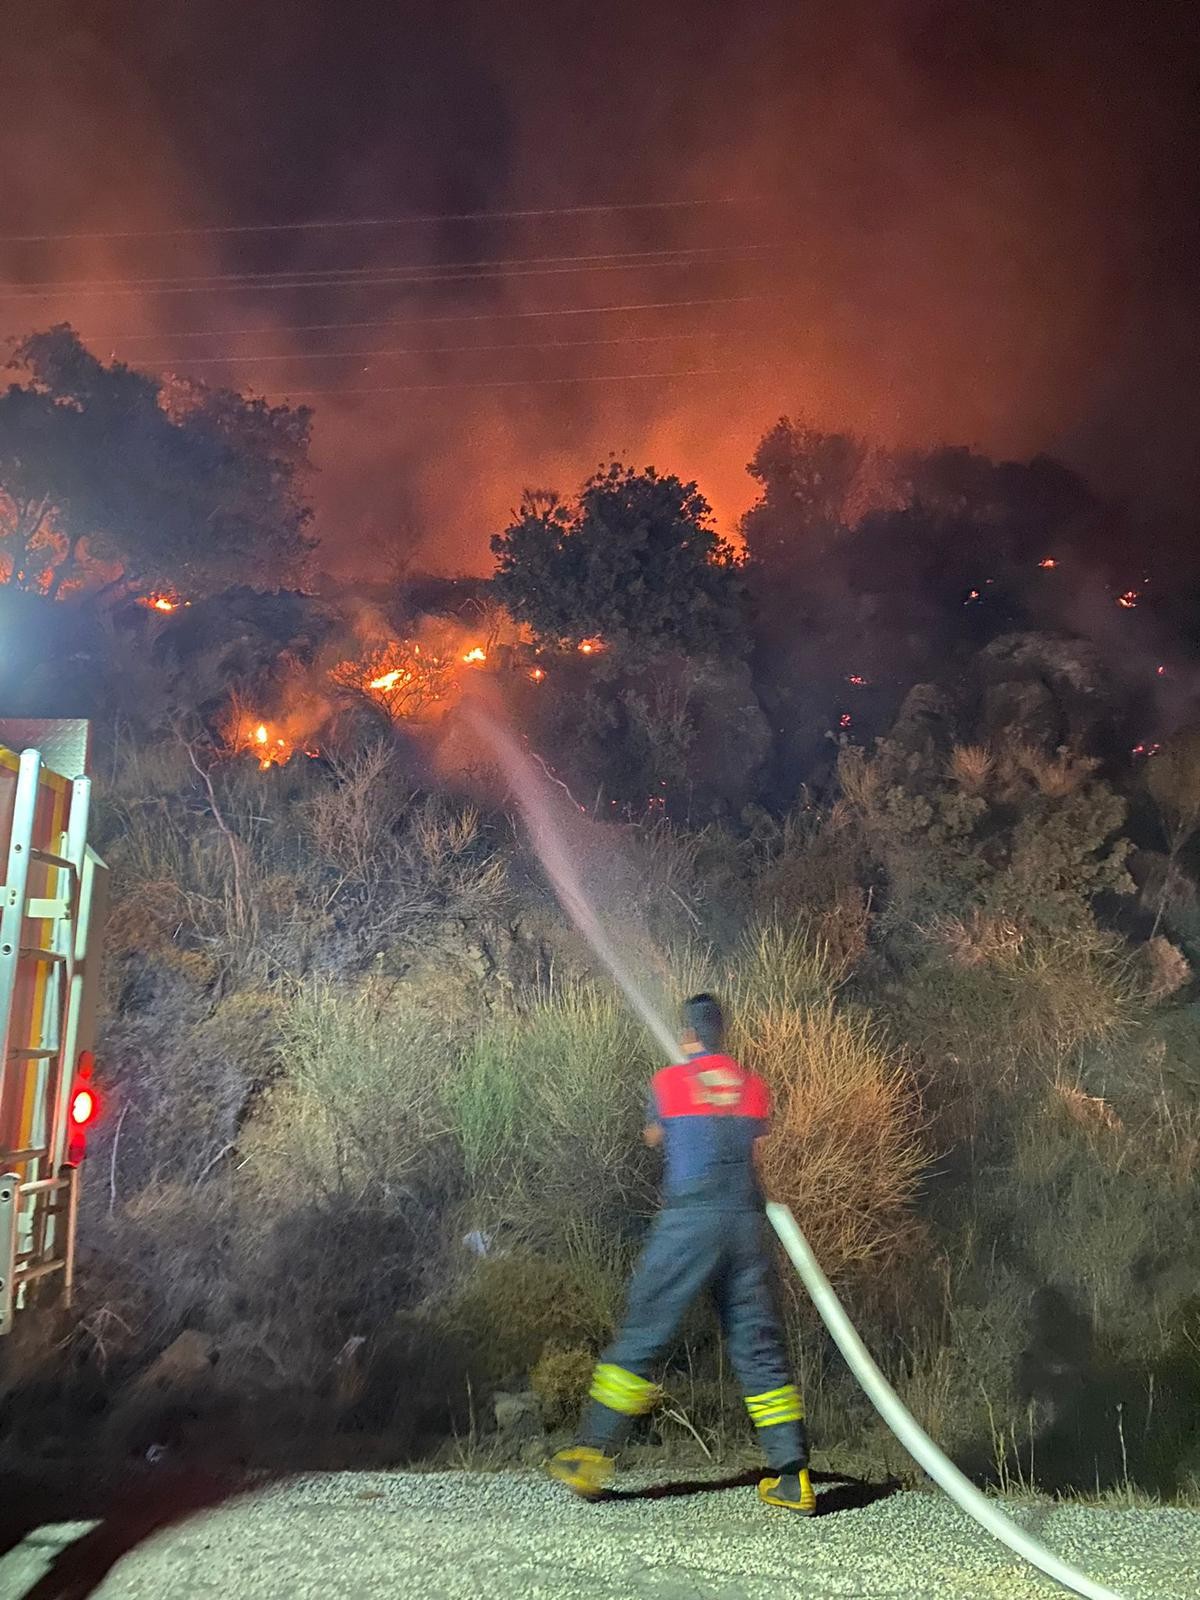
[589, 1362, 661, 1417]
[745, 1384, 804, 1427]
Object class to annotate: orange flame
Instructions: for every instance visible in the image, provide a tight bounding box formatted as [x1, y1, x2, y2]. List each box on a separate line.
[462, 646, 487, 664]
[226, 715, 297, 768]
[529, 666, 546, 683]
[578, 637, 605, 655]
[1038, 558, 1058, 570]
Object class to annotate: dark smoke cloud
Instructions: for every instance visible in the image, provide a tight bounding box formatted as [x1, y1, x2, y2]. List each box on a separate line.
[1, 1, 1196, 575]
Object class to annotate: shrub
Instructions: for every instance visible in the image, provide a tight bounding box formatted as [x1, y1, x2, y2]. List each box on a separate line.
[446, 1251, 622, 1381]
[884, 920, 1140, 1135]
[449, 985, 658, 1248]
[734, 996, 925, 1284]
[242, 978, 458, 1209]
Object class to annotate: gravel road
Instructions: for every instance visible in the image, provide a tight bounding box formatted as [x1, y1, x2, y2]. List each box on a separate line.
[2, 1468, 1198, 1600]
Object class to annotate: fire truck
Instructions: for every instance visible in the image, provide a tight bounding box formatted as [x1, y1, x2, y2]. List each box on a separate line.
[0, 720, 107, 1337]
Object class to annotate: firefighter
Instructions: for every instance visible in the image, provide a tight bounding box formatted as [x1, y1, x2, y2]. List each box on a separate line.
[548, 993, 814, 1513]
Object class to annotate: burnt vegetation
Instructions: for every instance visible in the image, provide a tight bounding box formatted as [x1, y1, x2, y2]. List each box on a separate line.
[4, 332, 1200, 1498]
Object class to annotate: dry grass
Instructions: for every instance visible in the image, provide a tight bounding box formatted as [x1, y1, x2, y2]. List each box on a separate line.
[997, 744, 1097, 800]
[948, 744, 993, 795]
[891, 923, 1140, 1127]
[737, 998, 925, 1281]
[241, 977, 457, 1205]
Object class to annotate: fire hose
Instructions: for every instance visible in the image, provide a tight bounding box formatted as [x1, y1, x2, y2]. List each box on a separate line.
[766, 1202, 1125, 1600]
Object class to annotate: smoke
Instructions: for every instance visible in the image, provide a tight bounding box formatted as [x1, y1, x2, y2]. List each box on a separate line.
[460, 690, 682, 1062]
[2, 2, 1197, 574]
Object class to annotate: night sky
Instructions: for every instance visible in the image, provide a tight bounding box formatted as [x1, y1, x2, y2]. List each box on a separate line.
[1, 0, 1197, 572]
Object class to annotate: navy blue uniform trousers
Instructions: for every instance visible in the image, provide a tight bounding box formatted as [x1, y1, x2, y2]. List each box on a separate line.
[579, 1200, 808, 1470]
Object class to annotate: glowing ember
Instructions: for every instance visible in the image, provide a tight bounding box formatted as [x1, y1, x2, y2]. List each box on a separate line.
[578, 637, 605, 655]
[964, 589, 981, 604]
[1157, 664, 1167, 677]
[1038, 558, 1058, 570]
[1117, 590, 1139, 609]
[1132, 742, 1162, 759]
[847, 674, 869, 688]
[529, 666, 546, 682]
[839, 712, 852, 729]
[462, 646, 487, 664]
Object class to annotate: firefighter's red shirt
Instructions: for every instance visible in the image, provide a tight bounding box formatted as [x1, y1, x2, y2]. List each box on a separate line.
[648, 1053, 770, 1204]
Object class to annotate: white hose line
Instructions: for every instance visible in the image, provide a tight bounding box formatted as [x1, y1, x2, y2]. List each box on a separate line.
[766, 1202, 1124, 1600]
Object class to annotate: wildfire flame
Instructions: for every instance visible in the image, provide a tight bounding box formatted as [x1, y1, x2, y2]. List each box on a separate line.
[462, 646, 487, 664]
[140, 593, 180, 612]
[335, 639, 454, 722]
[578, 637, 604, 655]
[1038, 558, 1058, 570]
[368, 668, 410, 691]
[529, 666, 546, 682]
[223, 715, 297, 768]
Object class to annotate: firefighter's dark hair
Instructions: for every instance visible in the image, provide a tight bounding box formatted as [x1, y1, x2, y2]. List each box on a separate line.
[682, 993, 724, 1051]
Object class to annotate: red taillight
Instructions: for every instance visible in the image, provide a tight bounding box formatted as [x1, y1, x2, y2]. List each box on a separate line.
[67, 1053, 99, 1163]
[71, 1087, 97, 1126]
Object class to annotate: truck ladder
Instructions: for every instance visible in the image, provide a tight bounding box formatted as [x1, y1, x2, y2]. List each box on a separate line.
[0, 748, 91, 1335]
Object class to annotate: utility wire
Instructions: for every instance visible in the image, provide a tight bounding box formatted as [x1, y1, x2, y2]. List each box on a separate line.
[167, 330, 733, 367]
[0, 196, 762, 246]
[0, 247, 783, 303]
[2, 243, 777, 295]
[82, 293, 770, 344]
[268, 366, 762, 398]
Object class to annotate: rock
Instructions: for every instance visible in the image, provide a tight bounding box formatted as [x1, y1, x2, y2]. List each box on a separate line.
[980, 678, 1059, 748]
[975, 631, 1112, 750]
[103, 1330, 221, 1460]
[131, 1330, 219, 1394]
[493, 1390, 543, 1444]
[889, 682, 958, 756]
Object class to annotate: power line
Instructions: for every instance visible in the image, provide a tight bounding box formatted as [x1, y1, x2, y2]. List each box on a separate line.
[2, 243, 776, 295]
[0, 197, 762, 246]
[165, 330, 734, 368]
[83, 293, 770, 344]
[0, 246, 784, 303]
[268, 366, 763, 398]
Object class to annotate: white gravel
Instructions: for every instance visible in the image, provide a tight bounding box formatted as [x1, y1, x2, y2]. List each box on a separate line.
[2, 1469, 1198, 1600]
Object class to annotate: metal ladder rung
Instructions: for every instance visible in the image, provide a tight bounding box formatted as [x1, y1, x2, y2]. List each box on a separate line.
[8, 1047, 57, 1060]
[28, 848, 77, 875]
[25, 898, 70, 921]
[17, 947, 66, 965]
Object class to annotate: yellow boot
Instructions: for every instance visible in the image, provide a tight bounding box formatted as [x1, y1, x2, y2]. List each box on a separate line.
[758, 1466, 816, 1514]
[547, 1445, 616, 1499]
